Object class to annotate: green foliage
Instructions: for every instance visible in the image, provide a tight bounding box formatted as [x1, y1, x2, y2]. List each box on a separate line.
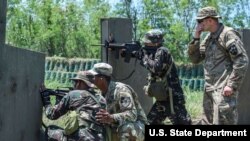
[113, 0, 250, 62]
[6, 0, 110, 58]
[6, 0, 250, 62]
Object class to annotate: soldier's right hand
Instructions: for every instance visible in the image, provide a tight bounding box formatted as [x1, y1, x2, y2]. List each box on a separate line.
[194, 23, 204, 38]
[132, 50, 144, 60]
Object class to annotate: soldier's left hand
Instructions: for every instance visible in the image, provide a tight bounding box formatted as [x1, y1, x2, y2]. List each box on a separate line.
[223, 86, 233, 96]
[95, 109, 114, 124]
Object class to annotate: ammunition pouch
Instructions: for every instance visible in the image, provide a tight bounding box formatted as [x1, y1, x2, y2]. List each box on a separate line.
[64, 111, 79, 135]
[145, 80, 168, 101]
[144, 58, 173, 101]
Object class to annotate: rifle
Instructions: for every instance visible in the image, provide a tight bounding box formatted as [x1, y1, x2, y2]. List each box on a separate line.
[93, 40, 157, 63]
[46, 87, 73, 104]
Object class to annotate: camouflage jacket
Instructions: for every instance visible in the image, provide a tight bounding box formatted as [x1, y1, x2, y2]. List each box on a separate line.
[105, 81, 148, 126]
[44, 89, 106, 126]
[188, 23, 249, 91]
[141, 46, 185, 95]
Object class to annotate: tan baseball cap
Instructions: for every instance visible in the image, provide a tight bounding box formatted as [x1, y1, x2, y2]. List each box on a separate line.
[196, 6, 221, 20]
[70, 71, 95, 87]
[88, 63, 113, 77]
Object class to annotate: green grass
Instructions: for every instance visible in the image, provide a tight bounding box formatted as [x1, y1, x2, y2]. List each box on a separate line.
[184, 87, 203, 120]
[163, 87, 203, 124]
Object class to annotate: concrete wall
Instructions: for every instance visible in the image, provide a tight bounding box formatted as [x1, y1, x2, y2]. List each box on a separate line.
[100, 18, 153, 114]
[0, 0, 7, 46]
[238, 29, 250, 124]
[0, 45, 45, 141]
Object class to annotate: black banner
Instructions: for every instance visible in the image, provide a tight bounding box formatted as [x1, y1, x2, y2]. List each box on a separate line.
[145, 125, 250, 140]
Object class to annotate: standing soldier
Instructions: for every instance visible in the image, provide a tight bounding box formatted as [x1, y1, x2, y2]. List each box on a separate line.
[88, 63, 148, 141]
[188, 6, 249, 124]
[40, 71, 106, 140]
[139, 29, 191, 125]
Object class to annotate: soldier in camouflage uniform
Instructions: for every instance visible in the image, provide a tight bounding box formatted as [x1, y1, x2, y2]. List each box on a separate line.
[40, 71, 106, 141]
[140, 29, 191, 125]
[88, 63, 148, 141]
[188, 6, 249, 125]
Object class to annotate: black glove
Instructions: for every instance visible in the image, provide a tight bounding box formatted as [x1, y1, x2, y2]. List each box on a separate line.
[40, 90, 51, 106]
[131, 50, 144, 60]
[140, 53, 149, 67]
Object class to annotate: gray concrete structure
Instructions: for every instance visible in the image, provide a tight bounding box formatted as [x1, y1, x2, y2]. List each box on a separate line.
[0, 1, 45, 140]
[0, 45, 45, 141]
[238, 29, 250, 124]
[100, 18, 153, 114]
[0, 0, 7, 46]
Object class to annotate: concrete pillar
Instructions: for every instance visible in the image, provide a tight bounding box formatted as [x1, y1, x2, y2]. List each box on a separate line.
[100, 18, 153, 114]
[0, 0, 7, 46]
[238, 29, 250, 124]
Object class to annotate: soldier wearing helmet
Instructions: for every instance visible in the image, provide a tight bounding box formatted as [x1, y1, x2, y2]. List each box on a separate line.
[142, 29, 165, 46]
[140, 29, 192, 125]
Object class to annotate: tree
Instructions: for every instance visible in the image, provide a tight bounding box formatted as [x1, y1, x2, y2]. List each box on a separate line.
[6, 0, 110, 58]
[6, 0, 250, 61]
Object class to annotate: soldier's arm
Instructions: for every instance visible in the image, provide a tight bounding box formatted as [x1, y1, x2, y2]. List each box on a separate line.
[111, 88, 137, 125]
[224, 31, 249, 90]
[44, 94, 71, 120]
[188, 38, 206, 64]
[142, 49, 172, 74]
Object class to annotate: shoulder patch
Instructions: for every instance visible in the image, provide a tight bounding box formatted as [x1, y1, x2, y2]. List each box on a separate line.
[228, 45, 238, 56]
[120, 96, 131, 108]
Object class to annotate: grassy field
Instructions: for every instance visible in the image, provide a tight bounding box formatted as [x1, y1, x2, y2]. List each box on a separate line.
[184, 87, 203, 122]
[43, 81, 203, 127]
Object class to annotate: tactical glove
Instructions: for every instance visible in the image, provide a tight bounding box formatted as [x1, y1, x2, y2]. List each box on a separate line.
[131, 49, 144, 60]
[140, 53, 149, 67]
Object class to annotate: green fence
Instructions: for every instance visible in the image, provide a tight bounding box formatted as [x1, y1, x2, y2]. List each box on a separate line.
[45, 57, 204, 91]
[45, 57, 100, 85]
[177, 64, 204, 91]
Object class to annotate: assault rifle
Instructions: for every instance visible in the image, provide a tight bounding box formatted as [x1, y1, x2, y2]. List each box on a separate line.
[46, 87, 73, 104]
[93, 40, 157, 63]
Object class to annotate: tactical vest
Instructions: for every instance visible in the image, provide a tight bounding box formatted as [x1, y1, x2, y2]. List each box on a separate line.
[146, 47, 173, 101]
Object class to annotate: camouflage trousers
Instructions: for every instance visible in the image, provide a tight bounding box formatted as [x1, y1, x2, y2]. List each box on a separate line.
[106, 120, 145, 141]
[147, 93, 191, 125]
[200, 88, 238, 125]
[46, 125, 104, 141]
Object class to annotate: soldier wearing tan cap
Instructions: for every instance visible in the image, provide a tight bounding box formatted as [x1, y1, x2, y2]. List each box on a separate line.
[89, 62, 148, 141]
[188, 6, 249, 125]
[40, 71, 106, 141]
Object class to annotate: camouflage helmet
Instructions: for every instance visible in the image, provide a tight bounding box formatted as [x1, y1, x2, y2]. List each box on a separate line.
[142, 29, 165, 44]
